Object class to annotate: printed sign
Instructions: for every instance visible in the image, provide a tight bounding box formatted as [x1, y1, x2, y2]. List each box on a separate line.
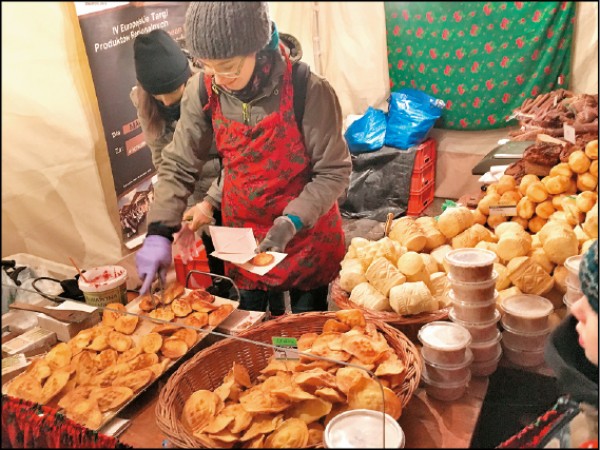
[272, 336, 300, 360]
[489, 205, 518, 217]
[74, 2, 189, 245]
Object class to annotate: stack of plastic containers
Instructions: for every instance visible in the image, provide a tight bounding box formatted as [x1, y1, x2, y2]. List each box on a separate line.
[418, 321, 473, 401]
[444, 248, 503, 377]
[500, 294, 554, 367]
[564, 255, 583, 309]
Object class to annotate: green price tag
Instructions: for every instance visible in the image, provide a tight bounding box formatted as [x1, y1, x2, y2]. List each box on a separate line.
[272, 336, 299, 360]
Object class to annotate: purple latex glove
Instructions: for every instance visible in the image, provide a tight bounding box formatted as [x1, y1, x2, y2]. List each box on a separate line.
[257, 216, 297, 253]
[136, 235, 172, 295]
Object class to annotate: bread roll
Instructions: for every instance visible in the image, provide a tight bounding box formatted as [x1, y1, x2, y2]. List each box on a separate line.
[485, 183, 499, 196]
[365, 257, 406, 297]
[396, 252, 424, 276]
[497, 175, 518, 195]
[552, 194, 567, 211]
[568, 150, 591, 174]
[576, 172, 598, 192]
[487, 214, 507, 229]
[519, 174, 541, 196]
[474, 241, 500, 260]
[528, 247, 555, 274]
[565, 177, 578, 195]
[437, 207, 474, 238]
[472, 208, 488, 225]
[478, 193, 501, 215]
[430, 245, 453, 273]
[582, 202, 598, 239]
[575, 191, 598, 213]
[451, 223, 496, 249]
[507, 256, 554, 295]
[585, 139, 598, 160]
[389, 217, 427, 252]
[389, 282, 437, 315]
[495, 221, 526, 237]
[535, 200, 556, 219]
[528, 216, 547, 233]
[350, 282, 391, 311]
[581, 239, 595, 255]
[496, 225, 532, 261]
[531, 234, 542, 249]
[553, 265, 568, 294]
[549, 163, 573, 179]
[517, 197, 535, 219]
[538, 221, 579, 265]
[544, 176, 570, 195]
[561, 197, 584, 226]
[494, 262, 511, 290]
[548, 211, 568, 224]
[526, 182, 549, 203]
[590, 160, 598, 178]
[511, 216, 530, 230]
[499, 190, 522, 205]
[415, 216, 447, 251]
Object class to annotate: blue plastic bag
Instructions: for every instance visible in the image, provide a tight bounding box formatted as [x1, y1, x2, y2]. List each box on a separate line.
[385, 88, 445, 150]
[344, 107, 387, 154]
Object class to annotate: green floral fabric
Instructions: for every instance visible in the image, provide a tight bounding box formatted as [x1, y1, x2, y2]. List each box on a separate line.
[385, 2, 575, 130]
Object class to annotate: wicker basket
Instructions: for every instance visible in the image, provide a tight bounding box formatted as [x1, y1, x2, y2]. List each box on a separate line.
[156, 311, 422, 448]
[330, 276, 450, 328]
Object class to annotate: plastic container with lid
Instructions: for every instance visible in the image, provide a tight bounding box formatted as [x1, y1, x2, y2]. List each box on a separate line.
[78, 265, 128, 307]
[564, 255, 582, 289]
[565, 279, 584, 306]
[469, 330, 502, 362]
[501, 294, 554, 333]
[448, 272, 498, 303]
[421, 370, 471, 401]
[449, 308, 501, 342]
[418, 321, 472, 366]
[422, 348, 473, 383]
[444, 248, 497, 283]
[502, 340, 545, 367]
[450, 292, 498, 323]
[324, 409, 405, 448]
[501, 325, 550, 352]
[470, 346, 502, 377]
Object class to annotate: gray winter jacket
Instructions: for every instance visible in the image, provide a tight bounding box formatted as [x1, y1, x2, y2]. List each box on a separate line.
[147, 48, 351, 230]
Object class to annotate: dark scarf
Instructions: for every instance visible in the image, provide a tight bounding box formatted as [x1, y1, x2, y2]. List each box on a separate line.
[157, 100, 181, 123]
[228, 49, 275, 103]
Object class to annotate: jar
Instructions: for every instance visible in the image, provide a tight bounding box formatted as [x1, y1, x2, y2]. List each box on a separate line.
[418, 321, 472, 366]
[470, 346, 502, 377]
[421, 370, 471, 402]
[324, 409, 405, 448]
[502, 341, 545, 367]
[469, 330, 502, 362]
[501, 322, 550, 352]
[449, 308, 501, 343]
[444, 248, 496, 282]
[448, 273, 498, 303]
[501, 294, 554, 333]
[564, 255, 582, 290]
[450, 293, 498, 323]
[422, 348, 473, 384]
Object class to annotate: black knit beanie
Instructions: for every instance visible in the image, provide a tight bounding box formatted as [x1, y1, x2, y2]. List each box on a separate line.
[134, 29, 191, 95]
[184, 2, 271, 59]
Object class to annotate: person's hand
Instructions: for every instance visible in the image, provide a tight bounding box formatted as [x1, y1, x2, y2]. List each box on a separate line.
[257, 216, 297, 253]
[183, 201, 215, 232]
[135, 235, 173, 295]
[173, 224, 197, 265]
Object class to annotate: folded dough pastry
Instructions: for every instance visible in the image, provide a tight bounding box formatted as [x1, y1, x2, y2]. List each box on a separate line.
[349, 282, 391, 312]
[389, 281, 437, 315]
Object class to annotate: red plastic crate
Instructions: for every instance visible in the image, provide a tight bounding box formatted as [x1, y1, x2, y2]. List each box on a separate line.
[413, 138, 437, 169]
[407, 182, 435, 216]
[410, 158, 435, 193]
[173, 240, 212, 289]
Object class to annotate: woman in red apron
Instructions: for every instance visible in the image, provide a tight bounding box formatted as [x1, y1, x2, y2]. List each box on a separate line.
[136, 2, 351, 314]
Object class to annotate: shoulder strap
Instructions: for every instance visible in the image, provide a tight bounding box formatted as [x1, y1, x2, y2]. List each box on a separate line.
[292, 61, 310, 132]
[198, 62, 310, 133]
[199, 76, 209, 119]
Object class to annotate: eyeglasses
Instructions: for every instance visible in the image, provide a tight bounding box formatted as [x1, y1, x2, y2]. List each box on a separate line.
[200, 56, 246, 79]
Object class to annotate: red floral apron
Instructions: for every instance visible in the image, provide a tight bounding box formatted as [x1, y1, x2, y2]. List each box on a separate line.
[203, 53, 345, 291]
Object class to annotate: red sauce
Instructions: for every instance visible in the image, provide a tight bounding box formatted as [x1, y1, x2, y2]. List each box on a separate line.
[86, 268, 124, 288]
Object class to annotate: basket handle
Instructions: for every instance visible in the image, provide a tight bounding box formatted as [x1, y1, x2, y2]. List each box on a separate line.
[185, 270, 241, 301]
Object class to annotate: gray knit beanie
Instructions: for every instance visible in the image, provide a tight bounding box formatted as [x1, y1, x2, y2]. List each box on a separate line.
[184, 2, 271, 59]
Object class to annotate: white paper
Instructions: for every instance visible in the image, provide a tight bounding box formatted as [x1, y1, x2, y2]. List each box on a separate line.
[46, 300, 97, 313]
[236, 252, 287, 276]
[211, 251, 256, 265]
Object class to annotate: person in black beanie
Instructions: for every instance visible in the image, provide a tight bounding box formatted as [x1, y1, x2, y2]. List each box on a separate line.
[135, 2, 351, 316]
[131, 29, 227, 295]
[498, 240, 598, 448]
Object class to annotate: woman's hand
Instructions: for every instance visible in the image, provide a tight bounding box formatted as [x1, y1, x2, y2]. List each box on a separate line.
[183, 201, 215, 232]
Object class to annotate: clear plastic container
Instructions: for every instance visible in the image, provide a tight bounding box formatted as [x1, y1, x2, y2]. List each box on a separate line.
[469, 330, 502, 362]
[564, 255, 582, 289]
[448, 272, 498, 303]
[450, 292, 498, 323]
[502, 341, 545, 367]
[418, 321, 472, 366]
[501, 325, 550, 352]
[449, 308, 501, 342]
[565, 280, 584, 307]
[470, 346, 502, 377]
[501, 294, 554, 333]
[421, 370, 471, 401]
[324, 409, 405, 448]
[421, 348, 473, 384]
[444, 248, 497, 282]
